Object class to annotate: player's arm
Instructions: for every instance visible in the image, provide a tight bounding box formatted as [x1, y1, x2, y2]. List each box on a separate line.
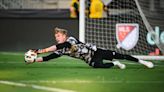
[56, 42, 71, 49]
[34, 45, 57, 54]
[34, 42, 72, 62]
[35, 42, 71, 54]
[35, 52, 61, 62]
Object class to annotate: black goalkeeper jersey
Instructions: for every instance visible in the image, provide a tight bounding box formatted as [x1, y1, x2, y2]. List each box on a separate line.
[55, 37, 97, 64]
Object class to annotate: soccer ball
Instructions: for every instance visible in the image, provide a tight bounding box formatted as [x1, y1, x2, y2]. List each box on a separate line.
[24, 50, 37, 63]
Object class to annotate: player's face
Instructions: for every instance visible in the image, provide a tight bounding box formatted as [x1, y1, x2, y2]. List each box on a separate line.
[55, 32, 67, 43]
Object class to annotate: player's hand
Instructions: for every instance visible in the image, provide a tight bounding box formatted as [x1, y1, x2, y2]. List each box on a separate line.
[30, 49, 38, 53]
[31, 49, 47, 54]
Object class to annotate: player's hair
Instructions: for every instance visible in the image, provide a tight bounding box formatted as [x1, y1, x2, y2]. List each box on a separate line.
[54, 27, 68, 36]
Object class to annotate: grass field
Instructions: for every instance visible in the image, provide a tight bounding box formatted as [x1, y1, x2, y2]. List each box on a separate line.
[0, 52, 164, 92]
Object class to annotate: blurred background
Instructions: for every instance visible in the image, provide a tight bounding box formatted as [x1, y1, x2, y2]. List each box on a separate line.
[0, 0, 79, 51]
[0, 0, 163, 53]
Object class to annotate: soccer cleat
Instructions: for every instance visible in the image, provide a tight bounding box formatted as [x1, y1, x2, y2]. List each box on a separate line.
[113, 61, 126, 69]
[139, 60, 154, 68]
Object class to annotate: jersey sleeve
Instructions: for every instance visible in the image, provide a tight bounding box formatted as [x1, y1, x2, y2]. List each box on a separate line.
[67, 36, 82, 44]
[56, 42, 72, 50]
[42, 52, 61, 61]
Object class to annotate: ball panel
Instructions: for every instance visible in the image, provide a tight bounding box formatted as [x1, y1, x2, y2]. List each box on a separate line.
[24, 50, 37, 63]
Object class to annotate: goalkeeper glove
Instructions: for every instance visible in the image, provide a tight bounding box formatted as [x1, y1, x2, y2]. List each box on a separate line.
[31, 49, 42, 54]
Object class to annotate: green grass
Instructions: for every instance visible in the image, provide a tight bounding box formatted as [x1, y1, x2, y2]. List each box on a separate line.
[0, 52, 164, 92]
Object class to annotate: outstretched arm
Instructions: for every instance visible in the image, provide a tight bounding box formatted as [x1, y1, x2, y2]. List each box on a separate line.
[35, 52, 61, 62]
[35, 45, 57, 54]
[34, 42, 71, 62]
[35, 42, 71, 54]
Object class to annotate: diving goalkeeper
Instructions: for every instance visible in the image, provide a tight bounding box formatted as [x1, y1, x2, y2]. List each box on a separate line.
[26, 27, 154, 69]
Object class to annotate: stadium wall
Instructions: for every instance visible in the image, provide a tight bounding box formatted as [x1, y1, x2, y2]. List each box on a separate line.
[0, 18, 79, 52]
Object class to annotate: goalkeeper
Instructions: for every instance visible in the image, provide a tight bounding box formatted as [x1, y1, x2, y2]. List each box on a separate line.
[26, 27, 154, 69]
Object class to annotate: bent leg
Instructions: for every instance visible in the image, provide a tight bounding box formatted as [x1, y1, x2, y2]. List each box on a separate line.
[90, 49, 125, 69]
[91, 61, 114, 68]
[90, 60, 125, 69]
[90, 49, 114, 68]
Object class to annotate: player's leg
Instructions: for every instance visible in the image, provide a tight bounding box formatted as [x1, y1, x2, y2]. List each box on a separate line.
[90, 49, 125, 69]
[90, 59, 125, 69]
[111, 51, 154, 68]
[100, 48, 153, 68]
[112, 52, 138, 62]
[90, 60, 114, 68]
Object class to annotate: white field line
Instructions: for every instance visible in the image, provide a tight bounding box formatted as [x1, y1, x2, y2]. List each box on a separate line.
[0, 52, 23, 56]
[18, 80, 164, 84]
[0, 62, 24, 64]
[0, 80, 75, 92]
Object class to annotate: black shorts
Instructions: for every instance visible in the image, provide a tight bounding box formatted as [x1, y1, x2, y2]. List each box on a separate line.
[89, 48, 115, 66]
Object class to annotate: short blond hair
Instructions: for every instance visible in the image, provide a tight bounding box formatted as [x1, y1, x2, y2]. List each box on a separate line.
[54, 27, 68, 35]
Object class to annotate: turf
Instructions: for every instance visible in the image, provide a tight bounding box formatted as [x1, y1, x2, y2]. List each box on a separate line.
[0, 52, 164, 92]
